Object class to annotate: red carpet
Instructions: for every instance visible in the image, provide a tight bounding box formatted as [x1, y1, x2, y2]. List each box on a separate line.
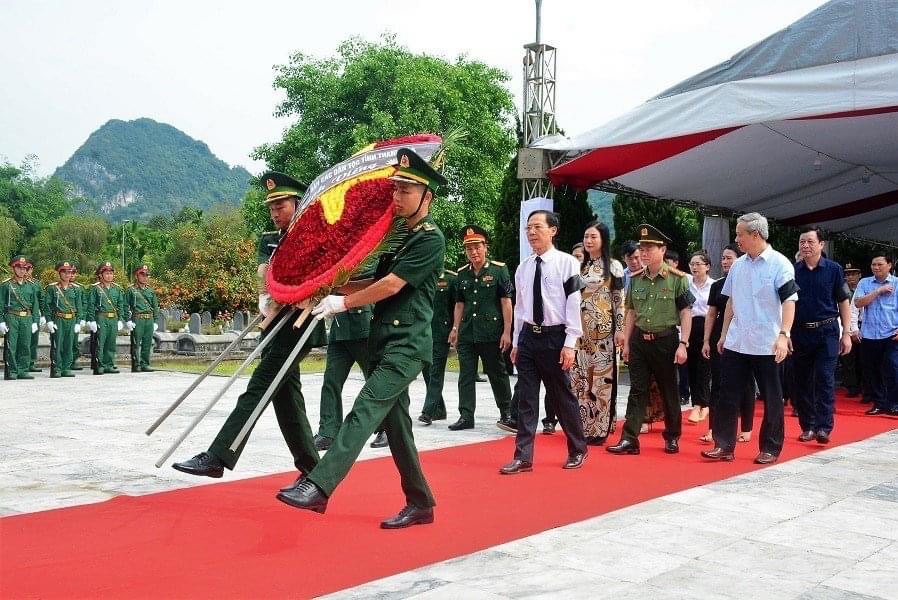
[2, 394, 895, 599]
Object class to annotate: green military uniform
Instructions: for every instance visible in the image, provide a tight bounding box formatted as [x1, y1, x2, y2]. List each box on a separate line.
[43, 261, 83, 377]
[1, 256, 40, 380]
[183, 172, 325, 475]
[126, 265, 161, 372]
[304, 148, 446, 511]
[620, 225, 695, 444]
[317, 303, 373, 439]
[26, 271, 43, 372]
[87, 262, 126, 374]
[420, 269, 457, 422]
[453, 226, 514, 425]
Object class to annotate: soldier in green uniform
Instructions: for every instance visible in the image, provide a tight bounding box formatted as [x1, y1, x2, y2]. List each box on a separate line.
[125, 265, 161, 372]
[447, 225, 514, 430]
[607, 224, 695, 456]
[314, 300, 380, 450]
[278, 147, 446, 529]
[86, 262, 126, 374]
[1, 256, 40, 380]
[43, 261, 83, 378]
[25, 263, 44, 373]
[173, 171, 325, 486]
[68, 264, 87, 371]
[418, 267, 457, 425]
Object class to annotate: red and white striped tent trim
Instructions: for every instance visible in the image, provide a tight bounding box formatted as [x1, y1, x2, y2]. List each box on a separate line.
[541, 0, 898, 244]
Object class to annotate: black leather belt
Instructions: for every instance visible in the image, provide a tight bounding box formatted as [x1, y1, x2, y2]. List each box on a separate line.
[524, 323, 565, 334]
[636, 326, 676, 341]
[800, 317, 837, 329]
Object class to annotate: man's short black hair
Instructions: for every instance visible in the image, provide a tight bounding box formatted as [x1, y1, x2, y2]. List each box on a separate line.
[528, 209, 560, 229]
[664, 249, 680, 264]
[622, 240, 639, 256]
[800, 225, 826, 242]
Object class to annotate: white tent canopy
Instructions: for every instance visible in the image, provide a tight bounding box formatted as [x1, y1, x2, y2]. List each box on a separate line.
[542, 0, 898, 244]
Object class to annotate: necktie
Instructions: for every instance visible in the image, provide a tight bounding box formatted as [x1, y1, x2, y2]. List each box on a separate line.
[533, 256, 544, 325]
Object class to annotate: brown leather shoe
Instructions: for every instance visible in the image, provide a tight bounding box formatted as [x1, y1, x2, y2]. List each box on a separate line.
[754, 452, 778, 465]
[701, 447, 735, 461]
[798, 430, 816, 442]
[499, 459, 533, 474]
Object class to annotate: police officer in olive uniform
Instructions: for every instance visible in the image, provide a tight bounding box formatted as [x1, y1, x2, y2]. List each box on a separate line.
[87, 262, 126, 374]
[279, 148, 446, 529]
[43, 261, 83, 377]
[419, 267, 457, 425]
[608, 225, 694, 455]
[25, 263, 44, 373]
[173, 172, 325, 486]
[68, 264, 87, 371]
[126, 265, 161, 372]
[447, 225, 514, 430]
[314, 300, 381, 450]
[1, 256, 40, 380]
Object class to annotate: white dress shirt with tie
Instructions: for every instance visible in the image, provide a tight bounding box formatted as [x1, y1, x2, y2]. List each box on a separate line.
[513, 246, 583, 348]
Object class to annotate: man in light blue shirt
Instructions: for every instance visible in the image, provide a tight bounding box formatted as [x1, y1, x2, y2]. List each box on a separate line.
[702, 213, 798, 465]
[853, 254, 898, 415]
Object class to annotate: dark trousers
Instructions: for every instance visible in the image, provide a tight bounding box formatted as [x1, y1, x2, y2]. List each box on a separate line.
[318, 339, 370, 438]
[687, 317, 710, 408]
[861, 337, 898, 411]
[421, 341, 449, 419]
[709, 343, 754, 433]
[513, 327, 586, 462]
[792, 322, 839, 434]
[840, 339, 862, 392]
[623, 334, 681, 442]
[457, 340, 512, 420]
[716, 350, 784, 455]
[509, 385, 557, 424]
[208, 312, 318, 473]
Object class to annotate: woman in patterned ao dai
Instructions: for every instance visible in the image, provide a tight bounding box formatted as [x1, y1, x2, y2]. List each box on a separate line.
[572, 221, 625, 445]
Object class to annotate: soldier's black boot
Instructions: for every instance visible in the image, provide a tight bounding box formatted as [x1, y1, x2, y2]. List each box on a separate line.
[172, 452, 224, 478]
[277, 479, 328, 513]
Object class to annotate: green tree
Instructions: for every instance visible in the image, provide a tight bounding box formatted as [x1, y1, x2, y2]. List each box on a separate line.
[0, 161, 76, 239]
[0, 205, 24, 264]
[22, 215, 109, 274]
[612, 194, 702, 259]
[253, 35, 517, 266]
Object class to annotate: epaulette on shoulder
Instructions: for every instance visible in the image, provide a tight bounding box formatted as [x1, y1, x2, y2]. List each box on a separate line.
[111, 282, 122, 288]
[71, 282, 82, 288]
[669, 267, 688, 277]
[491, 260, 506, 267]
[1, 277, 10, 284]
[458, 264, 470, 271]
[421, 223, 436, 232]
[262, 230, 278, 235]
[47, 282, 59, 287]
[444, 269, 458, 276]
[91, 282, 101, 287]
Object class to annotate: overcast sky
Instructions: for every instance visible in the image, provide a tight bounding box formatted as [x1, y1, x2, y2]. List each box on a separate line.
[1, 0, 825, 177]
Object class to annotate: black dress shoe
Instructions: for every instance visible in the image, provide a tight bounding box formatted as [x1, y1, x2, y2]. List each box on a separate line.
[701, 447, 735, 461]
[172, 452, 224, 478]
[28, 367, 42, 373]
[370, 431, 388, 448]
[313, 434, 333, 451]
[563, 452, 587, 469]
[542, 422, 557, 435]
[448, 418, 474, 431]
[816, 431, 831, 444]
[418, 413, 433, 425]
[798, 430, 816, 442]
[279, 472, 306, 492]
[496, 418, 517, 433]
[585, 435, 606, 446]
[140, 367, 155, 372]
[754, 452, 778, 465]
[499, 459, 533, 474]
[276, 479, 328, 513]
[606, 438, 640, 455]
[381, 504, 434, 529]
[664, 439, 679, 454]
[70, 364, 84, 371]
[865, 407, 884, 416]
[890, 408, 898, 416]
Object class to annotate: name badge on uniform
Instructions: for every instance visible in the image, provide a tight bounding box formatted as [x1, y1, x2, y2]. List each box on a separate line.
[437, 281, 448, 289]
[482, 275, 494, 283]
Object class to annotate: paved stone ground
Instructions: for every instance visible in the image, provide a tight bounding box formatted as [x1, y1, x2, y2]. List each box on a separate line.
[2, 368, 897, 599]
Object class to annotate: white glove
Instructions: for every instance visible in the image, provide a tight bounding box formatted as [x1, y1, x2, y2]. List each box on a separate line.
[74, 323, 81, 334]
[46, 322, 57, 334]
[258, 293, 272, 318]
[87, 321, 98, 333]
[117, 320, 124, 332]
[39, 316, 47, 328]
[312, 295, 347, 320]
[126, 320, 136, 332]
[31, 323, 38, 334]
[79, 320, 86, 329]
[153, 323, 159, 332]
[0, 322, 8, 335]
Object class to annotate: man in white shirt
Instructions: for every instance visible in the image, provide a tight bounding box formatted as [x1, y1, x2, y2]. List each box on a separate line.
[499, 210, 588, 474]
[703, 213, 798, 464]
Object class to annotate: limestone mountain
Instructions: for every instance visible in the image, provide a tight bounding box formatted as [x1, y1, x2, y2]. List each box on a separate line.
[54, 118, 252, 222]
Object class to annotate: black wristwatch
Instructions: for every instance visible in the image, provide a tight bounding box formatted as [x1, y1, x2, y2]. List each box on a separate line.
[679, 340, 688, 348]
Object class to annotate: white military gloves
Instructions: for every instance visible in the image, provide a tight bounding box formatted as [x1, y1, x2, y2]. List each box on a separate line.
[117, 320, 124, 332]
[46, 322, 58, 334]
[31, 323, 38, 334]
[87, 321, 98, 333]
[0, 322, 8, 335]
[153, 323, 159, 332]
[39, 316, 47, 328]
[312, 295, 347, 320]
[126, 321, 136, 332]
[74, 323, 81, 334]
[258, 293, 272, 318]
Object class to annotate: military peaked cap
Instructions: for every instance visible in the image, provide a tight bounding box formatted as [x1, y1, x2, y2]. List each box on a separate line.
[389, 148, 447, 190]
[9, 255, 32, 268]
[636, 223, 672, 246]
[260, 171, 308, 204]
[461, 224, 489, 245]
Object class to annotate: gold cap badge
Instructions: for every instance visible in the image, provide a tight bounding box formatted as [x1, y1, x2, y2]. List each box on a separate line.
[641, 227, 648, 236]
[266, 178, 276, 191]
[400, 155, 410, 168]
[466, 228, 474, 236]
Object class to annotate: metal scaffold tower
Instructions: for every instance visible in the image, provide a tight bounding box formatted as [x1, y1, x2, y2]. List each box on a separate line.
[518, 0, 557, 201]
